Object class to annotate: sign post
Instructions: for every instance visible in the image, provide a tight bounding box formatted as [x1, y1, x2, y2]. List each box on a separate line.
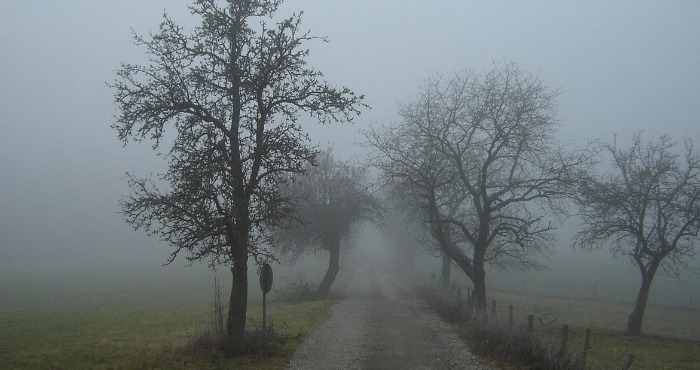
[259, 263, 273, 347]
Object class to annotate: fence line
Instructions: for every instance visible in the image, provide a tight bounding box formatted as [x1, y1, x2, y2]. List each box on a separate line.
[431, 283, 635, 368]
[449, 287, 583, 352]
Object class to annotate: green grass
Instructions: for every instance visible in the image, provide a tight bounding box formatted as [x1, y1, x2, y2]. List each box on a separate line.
[8, 271, 695, 369]
[484, 289, 700, 369]
[0, 278, 334, 370]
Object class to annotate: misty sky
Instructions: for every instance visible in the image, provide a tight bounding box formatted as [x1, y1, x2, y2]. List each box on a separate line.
[2, 1, 700, 301]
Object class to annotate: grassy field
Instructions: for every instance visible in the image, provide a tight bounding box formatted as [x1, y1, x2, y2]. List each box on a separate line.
[483, 289, 700, 369]
[0, 274, 333, 370]
[4, 270, 697, 369]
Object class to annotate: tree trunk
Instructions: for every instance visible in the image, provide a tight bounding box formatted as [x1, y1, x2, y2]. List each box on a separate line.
[439, 237, 488, 309]
[472, 259, 487, 310]
[317, 238, 340, 297]
[441, 251, 451, 289]
[226, 245, 248, 351]
[627, 263, 659, 335]
[441, 241, 477, 302]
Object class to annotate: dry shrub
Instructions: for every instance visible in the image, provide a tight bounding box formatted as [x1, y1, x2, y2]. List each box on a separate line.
[272, 273, 317, 302]
[187, 320, 289, 358]
[187, 277, 290, 357]
[420, 285, 593, 370]
[463, 317, 587, 370]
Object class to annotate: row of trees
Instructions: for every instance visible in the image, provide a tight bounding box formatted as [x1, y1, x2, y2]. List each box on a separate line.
[366, 64, 700, 335]
[111, 0, 700, 349]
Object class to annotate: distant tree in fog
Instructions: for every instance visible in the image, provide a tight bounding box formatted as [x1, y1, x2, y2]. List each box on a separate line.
[273, 147, 381, 297]
[110, 0, 364, 350]
[367, 63, 594, 310]
[377, 211, 424, 271]
[385, 178, 460, 289]
[576, 133, 700, 335]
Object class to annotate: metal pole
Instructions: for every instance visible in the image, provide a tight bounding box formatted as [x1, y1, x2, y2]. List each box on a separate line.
[263, 292, 268, 348]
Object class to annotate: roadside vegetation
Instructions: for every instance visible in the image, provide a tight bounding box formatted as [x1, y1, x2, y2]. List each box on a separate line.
[421, 283, 700, 370]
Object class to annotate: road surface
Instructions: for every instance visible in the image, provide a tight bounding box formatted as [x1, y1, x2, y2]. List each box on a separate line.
[286, 264, 490, 370]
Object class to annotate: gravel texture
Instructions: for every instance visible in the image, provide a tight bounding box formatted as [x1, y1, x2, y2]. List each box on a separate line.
[286, 264, 491, 370]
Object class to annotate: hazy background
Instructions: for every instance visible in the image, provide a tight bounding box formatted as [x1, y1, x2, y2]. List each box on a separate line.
[2, 1, 699, 308]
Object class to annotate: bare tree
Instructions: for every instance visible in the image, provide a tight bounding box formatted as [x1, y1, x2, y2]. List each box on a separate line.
[576, 133, 700, 335]
[274, 147, 381, 297]
[110, 0, 364, 350]
[368, 63, 593, 309]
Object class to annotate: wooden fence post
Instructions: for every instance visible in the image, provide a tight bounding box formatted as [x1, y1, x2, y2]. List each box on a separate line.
[582, 328, 591, 363]
[560, 324, 569, 352]
[508, 305, 514, 327]
[457, 288, 462, 311]
[621, 354, 634, 370]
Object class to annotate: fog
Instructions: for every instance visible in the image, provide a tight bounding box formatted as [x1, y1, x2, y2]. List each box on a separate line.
[2, 1, 700, 309]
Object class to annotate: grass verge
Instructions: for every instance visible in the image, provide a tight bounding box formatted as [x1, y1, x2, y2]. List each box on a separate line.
[1, 291, 333, 369]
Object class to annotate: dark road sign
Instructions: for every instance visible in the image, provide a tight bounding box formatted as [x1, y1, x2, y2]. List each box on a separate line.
[260, 263, 273, 294]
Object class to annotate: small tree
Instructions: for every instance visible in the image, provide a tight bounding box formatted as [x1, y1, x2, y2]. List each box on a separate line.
[111, 0, 364, 350]
[274, 148, 380, 297]
[368, 63, 593, 309]
[576, 133, 700, 335]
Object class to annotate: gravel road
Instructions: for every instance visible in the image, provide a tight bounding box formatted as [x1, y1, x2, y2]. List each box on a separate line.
[286, 264, 491, 370]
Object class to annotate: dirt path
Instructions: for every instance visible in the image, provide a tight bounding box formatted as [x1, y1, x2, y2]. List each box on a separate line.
[286, 264, 490, 370]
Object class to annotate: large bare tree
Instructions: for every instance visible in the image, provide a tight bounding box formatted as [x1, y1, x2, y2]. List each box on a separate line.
[274, 147, 381, 297]
[110, 0, 364, 349]
[576, 134, 700, 335]
[368, 63, 593, 309]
